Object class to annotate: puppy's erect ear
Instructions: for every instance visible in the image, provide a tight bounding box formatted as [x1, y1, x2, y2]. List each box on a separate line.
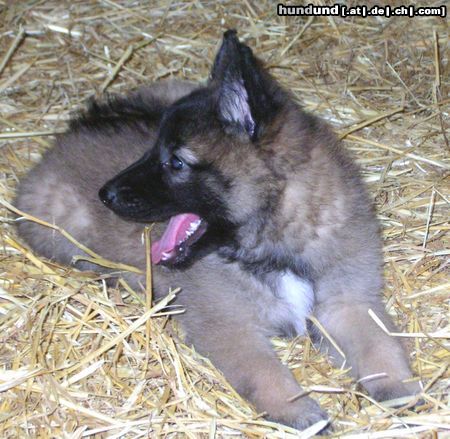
[211, 30, 281, 140]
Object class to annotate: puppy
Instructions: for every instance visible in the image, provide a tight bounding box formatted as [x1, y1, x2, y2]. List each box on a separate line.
[16, 31, 419, 429]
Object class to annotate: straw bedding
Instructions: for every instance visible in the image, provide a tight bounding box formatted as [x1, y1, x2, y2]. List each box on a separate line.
[0, 1, 448, 437]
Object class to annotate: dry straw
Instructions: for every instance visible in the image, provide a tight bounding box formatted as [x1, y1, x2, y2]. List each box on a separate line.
[0, 1, 448, 437]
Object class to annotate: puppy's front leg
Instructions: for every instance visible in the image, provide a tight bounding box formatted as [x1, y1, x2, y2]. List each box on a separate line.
[179, 311, 327, 429]
[313, 268, 420, 401]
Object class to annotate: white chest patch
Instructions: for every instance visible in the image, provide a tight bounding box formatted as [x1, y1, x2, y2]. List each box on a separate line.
[277, 271, 314, 335]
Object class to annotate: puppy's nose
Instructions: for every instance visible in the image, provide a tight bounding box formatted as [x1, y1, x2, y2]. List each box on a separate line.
[98, 184, 117, 206]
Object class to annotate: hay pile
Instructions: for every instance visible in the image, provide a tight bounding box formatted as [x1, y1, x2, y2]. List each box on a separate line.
[0, 1, 448, 437]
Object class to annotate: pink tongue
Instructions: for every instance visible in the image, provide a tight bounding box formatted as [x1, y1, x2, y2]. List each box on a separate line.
[151, 213, 201, 264]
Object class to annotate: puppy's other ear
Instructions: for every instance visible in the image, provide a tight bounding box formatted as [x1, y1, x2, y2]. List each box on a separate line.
[211, 30, 282, 140]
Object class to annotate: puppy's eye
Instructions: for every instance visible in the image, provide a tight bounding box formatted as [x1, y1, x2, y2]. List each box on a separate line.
[165, 155, 184, 171]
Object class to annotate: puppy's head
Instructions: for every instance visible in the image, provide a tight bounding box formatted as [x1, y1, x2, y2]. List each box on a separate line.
[100, 30, 288, 266]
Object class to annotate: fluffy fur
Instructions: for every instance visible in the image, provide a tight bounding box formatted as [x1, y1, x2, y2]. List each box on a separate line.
[15, 31, 419, 430]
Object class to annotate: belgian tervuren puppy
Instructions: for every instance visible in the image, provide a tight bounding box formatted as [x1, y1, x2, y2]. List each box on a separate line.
[16, 30, 419, 430]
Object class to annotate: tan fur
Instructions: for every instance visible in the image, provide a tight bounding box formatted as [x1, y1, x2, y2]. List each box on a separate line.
[15, 73, 419, 431]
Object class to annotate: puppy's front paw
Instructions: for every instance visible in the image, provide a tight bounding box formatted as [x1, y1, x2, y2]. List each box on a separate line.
[266, 395, 329, 431]
[367, 378, 421, 403]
